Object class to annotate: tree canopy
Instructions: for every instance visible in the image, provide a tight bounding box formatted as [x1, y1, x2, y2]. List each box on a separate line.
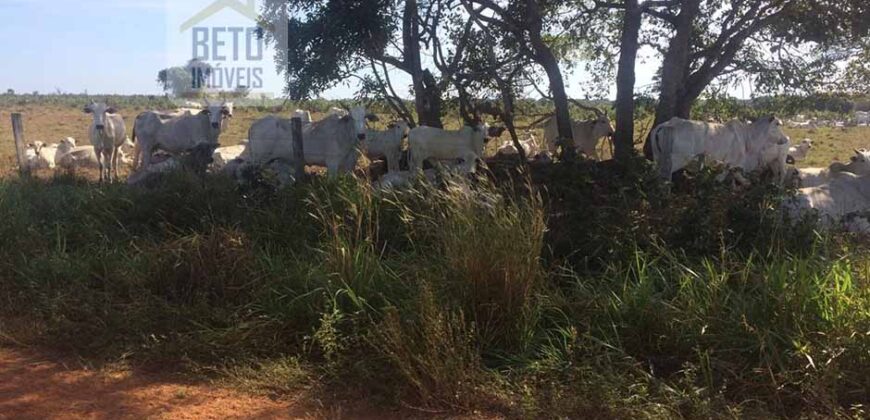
[259, 0, 870, 160]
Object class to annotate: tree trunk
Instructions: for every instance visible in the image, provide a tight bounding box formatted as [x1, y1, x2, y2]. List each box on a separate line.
[419, 70, 443, 127]
[614, 0, 642, 162]
[644, 0, 701, 159]
[537, 51, 575, 162]
[526, 0, 574, 161]
[404, 0, 442, 128]
[498, 81, 527, 163]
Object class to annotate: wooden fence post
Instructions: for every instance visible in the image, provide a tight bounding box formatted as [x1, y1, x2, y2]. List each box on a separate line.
[11, 113, 30, 177]
[291, 117, 305, 182]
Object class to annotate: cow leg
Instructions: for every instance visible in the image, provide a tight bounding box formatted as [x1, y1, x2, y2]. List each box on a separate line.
[141, 143, 154, 170]
[103, 150, 110, 183]
[111, 147, 119, 182]
[387, 151, 400, 173]
[97, 150, 105, 183]
[411, 152, 426, 172]
[104, 149, 112, 183]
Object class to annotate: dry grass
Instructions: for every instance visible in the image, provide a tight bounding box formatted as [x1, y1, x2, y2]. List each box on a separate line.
[0, 104, 345, 177]
[2, 104, 869, 177]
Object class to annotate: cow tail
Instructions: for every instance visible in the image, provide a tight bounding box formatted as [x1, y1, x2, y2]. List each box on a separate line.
[651, 125, 673, 180]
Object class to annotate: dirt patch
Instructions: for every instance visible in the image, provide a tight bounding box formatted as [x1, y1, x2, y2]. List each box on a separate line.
[0, 346, 426, 419]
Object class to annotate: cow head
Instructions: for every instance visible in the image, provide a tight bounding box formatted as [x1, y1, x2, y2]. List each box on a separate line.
[84, 101, 117, 132]
[473, 122, 492, 144]
[28, 141, 45, 155]
[203, 101, 233, 130]
[592, 114, 615, 140]
[389, 121, 411, 139]
[343, 106, 368, 141]
[799, 138, 813, 151]
[843, 149, 870, 174]
[57, 137, 76, 155]
[850, 149, 870, 163]
[761, 116, 790, 146]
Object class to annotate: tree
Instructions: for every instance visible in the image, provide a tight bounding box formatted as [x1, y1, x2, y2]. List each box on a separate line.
[463, 0, 585, 161]
[639, 0, 870, 158]
[460, 12, 535, 162]
[261, 0, 475, 128]
[594, 0, 677, 161]
[157, 59, 212, 98]
[4, 89, 13, 95]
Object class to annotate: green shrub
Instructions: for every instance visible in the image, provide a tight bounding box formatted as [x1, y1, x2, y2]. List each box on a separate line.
[0, 164, 867, 417]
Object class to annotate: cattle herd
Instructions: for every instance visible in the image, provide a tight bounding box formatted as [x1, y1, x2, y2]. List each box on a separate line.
[17, 101, 870, 233]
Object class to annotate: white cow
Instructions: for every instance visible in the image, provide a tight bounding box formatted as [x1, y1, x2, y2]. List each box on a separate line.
[39, 141, 60, 169]
[182, 100, 203, 109]
[118, 138, 136, 165]
[856, 111, 870, 126]
[212, 141, 250, 170]
[247, 106, 370, 176]
[377, 169, 438, 189]
[132, 101, 232, 170]
[650, 117, 790, 181]
[23, 141, 55, 170]
[23, 147, 39, 170]
[408, 123, 492, 173]
[364, 121, 409, 172]
[328, 107, 347, 116]
[756, 137, 791, 184]
[544, 110, 614, 160]
[127, 143, 218, 186]
[786, 172, 870, 225]
[56, 137, 100, 170]
[84, 102, 127, 182]
[787, 139, 813, 163]
[497, 134, 540, 158]
[796, 149, 870, 188]
[293, 109, 313, 124]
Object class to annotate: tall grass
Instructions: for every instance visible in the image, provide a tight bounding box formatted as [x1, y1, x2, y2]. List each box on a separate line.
[0, 165, 867, 417]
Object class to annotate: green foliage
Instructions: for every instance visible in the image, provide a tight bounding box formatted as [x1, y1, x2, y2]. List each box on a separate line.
[157, 59, 212, 98]
[0, 166, 868, 417]
[261, 0, 396, 100]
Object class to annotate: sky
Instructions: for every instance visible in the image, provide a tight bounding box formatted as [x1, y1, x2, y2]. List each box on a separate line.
[0, 0, 667, 100]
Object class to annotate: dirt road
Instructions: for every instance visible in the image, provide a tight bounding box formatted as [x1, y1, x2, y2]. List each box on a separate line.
[0, 347, 383, 419]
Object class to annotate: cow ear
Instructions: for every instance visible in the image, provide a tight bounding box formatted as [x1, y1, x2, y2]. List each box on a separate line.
[341, 115, 352, 122]
[83, 106, 93, 114]
[366, 113, 379, 122]
[106, 107, 117, 114]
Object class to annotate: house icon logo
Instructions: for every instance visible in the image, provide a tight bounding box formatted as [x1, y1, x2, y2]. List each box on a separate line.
[180, 0, 259, 32]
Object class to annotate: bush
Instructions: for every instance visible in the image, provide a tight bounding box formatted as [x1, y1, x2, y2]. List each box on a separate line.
[0, 164, 867, 417]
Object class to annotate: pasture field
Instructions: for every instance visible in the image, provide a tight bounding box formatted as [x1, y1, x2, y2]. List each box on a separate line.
[1, 98, 870, 417]
[2, 101, 869, 177]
